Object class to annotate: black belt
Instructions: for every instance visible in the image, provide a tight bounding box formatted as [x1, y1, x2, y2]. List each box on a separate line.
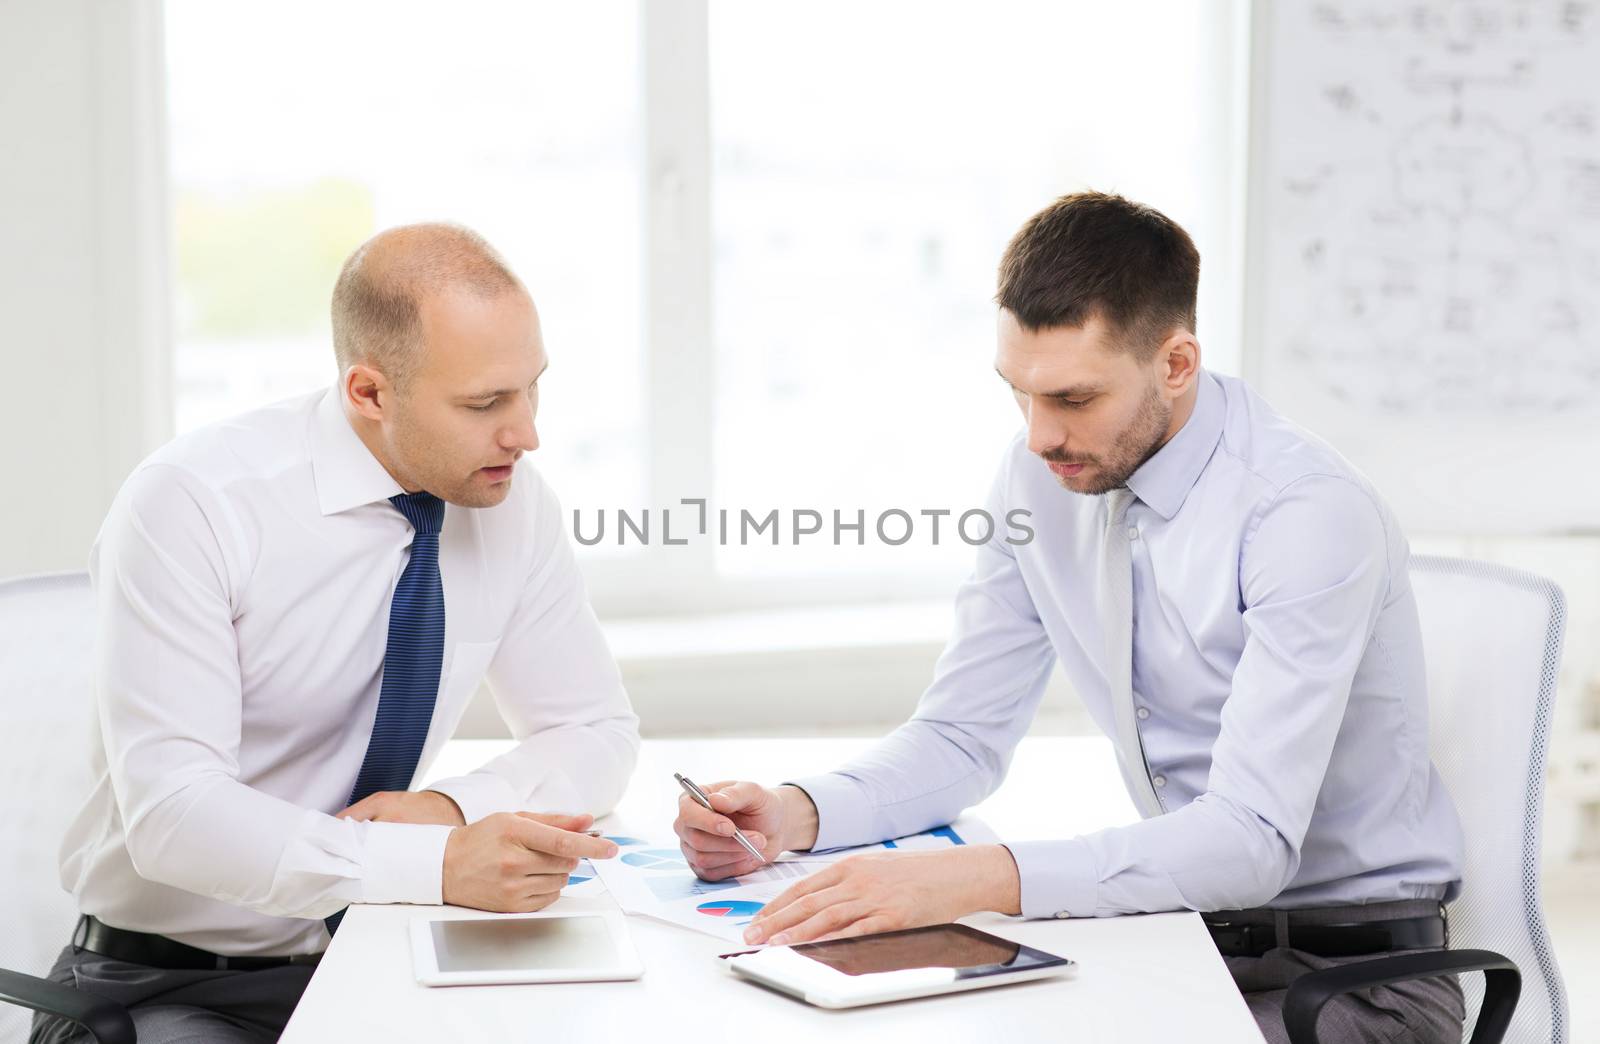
[78, 916, 323, 972]
[1203, 901, 1447, 959]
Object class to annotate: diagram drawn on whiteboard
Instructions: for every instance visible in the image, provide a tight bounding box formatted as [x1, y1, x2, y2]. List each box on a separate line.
[1258, 2, 1600, 418]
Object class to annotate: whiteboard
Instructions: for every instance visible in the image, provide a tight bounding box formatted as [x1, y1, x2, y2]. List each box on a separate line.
[1245, 1, 1600, 535]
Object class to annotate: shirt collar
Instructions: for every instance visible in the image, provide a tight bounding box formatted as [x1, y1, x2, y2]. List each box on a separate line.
[1124, 370, 1225, 521]
[310, 386, 406, 516]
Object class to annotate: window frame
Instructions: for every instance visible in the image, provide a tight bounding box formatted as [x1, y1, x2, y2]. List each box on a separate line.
[155, 0, 1252, 621]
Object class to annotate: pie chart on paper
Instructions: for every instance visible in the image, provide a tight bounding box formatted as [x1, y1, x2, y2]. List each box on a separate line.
[696, 900, 765, 924]
[620, 849, 689, 870]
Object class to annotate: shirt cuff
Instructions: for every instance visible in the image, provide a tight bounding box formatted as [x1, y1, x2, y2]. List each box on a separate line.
[426, 773, 522, 825]
[358, 822, 455, 905]
[782, 773, 875, 852]
[1002, 838, 1100, 919]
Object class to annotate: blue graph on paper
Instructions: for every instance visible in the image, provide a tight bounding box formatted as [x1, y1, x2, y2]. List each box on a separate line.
[620, 849, 691, 870]
[696, 899, 766, 925]
[645, 874, 739, 903]
[879, 824, 965, 850]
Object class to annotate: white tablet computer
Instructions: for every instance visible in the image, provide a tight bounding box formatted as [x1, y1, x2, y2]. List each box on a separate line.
[720, 923, 1074, 1009]
[410, 911, 643, 986]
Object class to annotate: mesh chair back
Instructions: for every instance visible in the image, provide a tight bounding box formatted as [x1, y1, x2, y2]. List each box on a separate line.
[1411, 555, 1569, 1044]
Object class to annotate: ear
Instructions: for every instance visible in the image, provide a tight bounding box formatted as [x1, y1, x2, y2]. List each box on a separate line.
[343, 363, 393, 422]
[1156, 331, 1201, 394]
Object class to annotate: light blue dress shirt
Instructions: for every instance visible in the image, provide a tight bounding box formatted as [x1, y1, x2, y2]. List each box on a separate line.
[789, 371, 1464, 919]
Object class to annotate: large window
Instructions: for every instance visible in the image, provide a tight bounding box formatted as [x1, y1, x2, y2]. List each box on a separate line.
[165, 0, 1245, 616]
[165, 0, 644, 520]
[709, 1, 1241, 584]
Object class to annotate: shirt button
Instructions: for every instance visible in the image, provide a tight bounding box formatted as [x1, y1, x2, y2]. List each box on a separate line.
[1126, 525, 1140, 540]
[1152, 775, 1167, 788]
[1136, 707, 1150, 720]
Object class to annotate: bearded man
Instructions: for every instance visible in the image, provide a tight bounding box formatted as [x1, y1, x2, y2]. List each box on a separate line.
[673, 192, 1466, 1044]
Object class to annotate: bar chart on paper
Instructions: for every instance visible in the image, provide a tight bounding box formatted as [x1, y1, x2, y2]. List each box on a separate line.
[591, 820, 998, 943]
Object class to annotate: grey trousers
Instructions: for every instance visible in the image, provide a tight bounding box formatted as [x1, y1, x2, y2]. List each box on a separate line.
[1226, 946, 1465, 1044]
[29, 945, 314, 1044]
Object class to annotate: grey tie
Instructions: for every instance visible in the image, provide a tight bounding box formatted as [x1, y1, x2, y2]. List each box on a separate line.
[1099, 487, 1165, 819]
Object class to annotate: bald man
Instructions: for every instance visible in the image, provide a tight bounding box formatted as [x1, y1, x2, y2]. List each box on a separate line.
[32, 225, 638, 1044]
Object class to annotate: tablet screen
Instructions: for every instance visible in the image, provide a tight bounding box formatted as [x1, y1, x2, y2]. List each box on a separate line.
[430, 916, 626, 973]
[788, 924, 1060, 978]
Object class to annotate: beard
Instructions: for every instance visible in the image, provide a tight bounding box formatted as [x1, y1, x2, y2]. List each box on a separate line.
[1041, 381, 1171, 496]
[387, 409, 515, 509]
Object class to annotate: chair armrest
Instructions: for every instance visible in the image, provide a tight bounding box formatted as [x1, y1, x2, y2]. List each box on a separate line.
[1283, 948, 1520, 1044]
[0, 966, 135, 1044]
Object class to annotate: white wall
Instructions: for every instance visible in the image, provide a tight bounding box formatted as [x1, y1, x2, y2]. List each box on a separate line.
[0, 0, 171, 580]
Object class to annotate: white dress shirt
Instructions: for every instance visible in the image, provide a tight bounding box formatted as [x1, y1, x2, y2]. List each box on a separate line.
[790, 371, 1464, 919]
[60, 387, 640, 956]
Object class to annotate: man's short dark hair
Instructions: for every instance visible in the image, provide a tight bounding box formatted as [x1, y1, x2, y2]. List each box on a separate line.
[997, 191, 1200, 359]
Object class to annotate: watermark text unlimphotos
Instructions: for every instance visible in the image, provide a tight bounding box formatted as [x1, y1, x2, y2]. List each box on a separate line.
[573, 499, 1035, 548]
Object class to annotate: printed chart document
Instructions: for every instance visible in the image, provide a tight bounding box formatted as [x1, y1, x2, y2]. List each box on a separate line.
[559, 836, 649, 898]
[563, 859, 605, 897]
[591, 820, 1000, 943]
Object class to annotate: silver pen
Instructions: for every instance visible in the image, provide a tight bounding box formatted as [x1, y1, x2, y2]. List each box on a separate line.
[675, 772, 768, 866]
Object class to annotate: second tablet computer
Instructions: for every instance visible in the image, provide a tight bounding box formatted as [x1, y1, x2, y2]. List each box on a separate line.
[721, 923, 1074, 1009]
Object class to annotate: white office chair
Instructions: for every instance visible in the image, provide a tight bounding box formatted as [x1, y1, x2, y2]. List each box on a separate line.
[0, 572, 133, 1043]
[1285, 555, 1571, 1044]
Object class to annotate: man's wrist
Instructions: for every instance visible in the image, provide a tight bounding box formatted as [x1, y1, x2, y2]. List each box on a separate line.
[960, 844, 1022, 916]
[776, 785, 820, 852]
[423, 790, 467, 826]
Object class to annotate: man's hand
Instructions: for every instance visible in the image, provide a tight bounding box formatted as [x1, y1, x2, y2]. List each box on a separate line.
[336, 790, 466, 826]
[740, 845, 1022, 946]
[674, 782, 819, 880]
[442, 812, 619, 913]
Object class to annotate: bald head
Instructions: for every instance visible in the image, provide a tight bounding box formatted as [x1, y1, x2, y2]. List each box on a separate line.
[331, 223, 528, 389]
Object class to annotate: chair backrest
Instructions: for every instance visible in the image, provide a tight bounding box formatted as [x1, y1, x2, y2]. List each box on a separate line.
[0, 572, 96, 1044]
[1410, 555, 1569, 1044]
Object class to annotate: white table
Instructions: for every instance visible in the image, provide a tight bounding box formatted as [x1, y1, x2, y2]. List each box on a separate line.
[281, 737, 1264, 1042]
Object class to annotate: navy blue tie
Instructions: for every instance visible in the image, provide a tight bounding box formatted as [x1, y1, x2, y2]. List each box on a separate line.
[327, 491, 446, 935]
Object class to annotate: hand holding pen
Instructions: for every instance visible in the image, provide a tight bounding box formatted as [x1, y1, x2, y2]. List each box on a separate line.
[673, 775, 821, 882]
[676, 773, 768, 866]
